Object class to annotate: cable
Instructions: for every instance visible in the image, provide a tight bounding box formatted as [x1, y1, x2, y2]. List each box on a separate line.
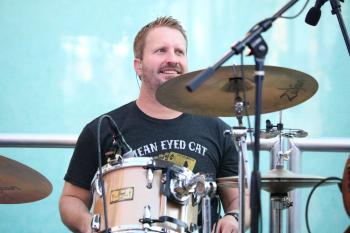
[134, 73, 141, 89]
[246, 0, 309, 34]
[96, 114, 132, 233]
[96, 115, 111, 233]
[305, 176, 342, 233]
[281, 0, 310, 19]
[103, 114, 132, 152]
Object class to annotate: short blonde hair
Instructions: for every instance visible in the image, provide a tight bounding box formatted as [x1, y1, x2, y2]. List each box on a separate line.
[133, 16, 187, 59]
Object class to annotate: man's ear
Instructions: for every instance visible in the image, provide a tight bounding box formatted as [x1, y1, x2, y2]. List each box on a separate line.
[134, 58, 142, 78]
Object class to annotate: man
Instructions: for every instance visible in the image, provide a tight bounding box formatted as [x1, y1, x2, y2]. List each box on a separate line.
[59, 16, 250, 233]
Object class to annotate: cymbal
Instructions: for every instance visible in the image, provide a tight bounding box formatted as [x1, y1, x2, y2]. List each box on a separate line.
[0, 155, 52, 204]
[156, 65, 318, 116]
[217, 168, 340, 193]
[259, 129, 308, 139]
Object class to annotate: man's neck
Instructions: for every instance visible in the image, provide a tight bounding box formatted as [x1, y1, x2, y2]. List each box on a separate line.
[136, 89, 182, 120]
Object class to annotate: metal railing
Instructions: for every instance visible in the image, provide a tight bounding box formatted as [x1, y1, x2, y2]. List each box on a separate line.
[0, 133, 76, 148]
[0, 134, 349, 233]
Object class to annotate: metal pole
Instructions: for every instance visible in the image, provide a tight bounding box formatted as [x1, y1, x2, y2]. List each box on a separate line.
[202, 195, 211, 233]
[271, 195, 284, 233]
[269, 139, 281, 233]
[287, 140, 302, 233]
[0, 133, 76, 148]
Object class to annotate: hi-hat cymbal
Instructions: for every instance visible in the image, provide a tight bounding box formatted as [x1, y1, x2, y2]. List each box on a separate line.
[259, 129, 308, 139]
[156, 65, 318, 116]
[0, 155, 52, 204]
[217, 168, 340, 193]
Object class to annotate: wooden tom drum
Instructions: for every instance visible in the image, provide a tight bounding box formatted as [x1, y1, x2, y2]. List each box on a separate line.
[90, 157, 199, 233]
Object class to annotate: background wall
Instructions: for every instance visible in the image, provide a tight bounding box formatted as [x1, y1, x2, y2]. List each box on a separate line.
[0, 0, 349, 232]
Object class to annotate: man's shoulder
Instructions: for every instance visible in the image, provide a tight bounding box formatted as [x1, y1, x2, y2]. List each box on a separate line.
[189, 114, 228, 126]
[85, 101, 136, 129]
[106, 101, 136, 116]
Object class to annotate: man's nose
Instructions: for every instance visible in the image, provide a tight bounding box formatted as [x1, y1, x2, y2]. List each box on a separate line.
[164, 50, 178, 64]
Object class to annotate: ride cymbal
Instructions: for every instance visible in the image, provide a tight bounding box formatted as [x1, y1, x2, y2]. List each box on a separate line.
[156, 65, 318, 116]
[0, 155, 52, 204]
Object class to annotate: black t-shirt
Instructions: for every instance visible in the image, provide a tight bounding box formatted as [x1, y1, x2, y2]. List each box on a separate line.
[64, 101, 238, 226]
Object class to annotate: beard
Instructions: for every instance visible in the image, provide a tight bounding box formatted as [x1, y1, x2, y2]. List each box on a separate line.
[141, 62, 186, 93]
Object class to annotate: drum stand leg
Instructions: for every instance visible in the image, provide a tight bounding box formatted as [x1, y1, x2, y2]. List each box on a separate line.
[270, 193, 293, 233]
[202, 195, 212, 233]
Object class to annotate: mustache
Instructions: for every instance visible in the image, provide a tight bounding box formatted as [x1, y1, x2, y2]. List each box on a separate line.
[158, 63, 183, 74]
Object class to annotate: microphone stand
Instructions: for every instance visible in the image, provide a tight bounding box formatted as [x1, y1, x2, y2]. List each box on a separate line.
[249, 37, 267, 233]
[186, 1, 299, 232]
[329, 0, 350, 56]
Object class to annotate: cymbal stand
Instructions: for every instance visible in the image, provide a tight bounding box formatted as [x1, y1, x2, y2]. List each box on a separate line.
[268, 114, 293, 233]
[226, 98, 251, 233]
[267, 112, 292, 171]
[274, 111, 287, 169]
[269, 135, 294, 233]
[270, 193, 293, 233]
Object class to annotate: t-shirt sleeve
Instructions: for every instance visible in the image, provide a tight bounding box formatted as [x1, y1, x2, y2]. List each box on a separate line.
[64, 125, 99, 190]
[217, 121, 239, 178]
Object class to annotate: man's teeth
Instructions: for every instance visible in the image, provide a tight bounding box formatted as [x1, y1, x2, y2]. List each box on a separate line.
[162, 70, 178, 74]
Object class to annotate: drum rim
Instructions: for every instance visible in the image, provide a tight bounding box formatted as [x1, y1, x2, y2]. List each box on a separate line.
[90, 157, 194, 188]
[106, 223, 189, 233]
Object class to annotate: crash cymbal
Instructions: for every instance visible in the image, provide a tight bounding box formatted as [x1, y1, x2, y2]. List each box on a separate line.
[156, 65, 318, 116]
[0, 155, 52, 204]
[216, 168, 340, 193]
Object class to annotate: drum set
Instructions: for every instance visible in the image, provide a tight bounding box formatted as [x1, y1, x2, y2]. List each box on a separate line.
[87, 65, 340, 233]
[0, 65, 343, 233]
[0, 64, 344, 233]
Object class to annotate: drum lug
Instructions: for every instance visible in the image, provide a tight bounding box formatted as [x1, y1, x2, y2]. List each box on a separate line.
[192, 192, 201, 206]
[139, 205, 153, 227]
[91, 214, 100, 232]
[94, 174, 103, 197]
[144, 205, 151, 219]
[190, 223, 199, 233]
[146, 168, 154, 189]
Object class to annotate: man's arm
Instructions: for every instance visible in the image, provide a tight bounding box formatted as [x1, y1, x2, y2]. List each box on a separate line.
[214, 187, 251, 233]
[59, 181, 93, 233]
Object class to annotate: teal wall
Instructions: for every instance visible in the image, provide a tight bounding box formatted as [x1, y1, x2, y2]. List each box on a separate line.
[0, 1, 349, 232]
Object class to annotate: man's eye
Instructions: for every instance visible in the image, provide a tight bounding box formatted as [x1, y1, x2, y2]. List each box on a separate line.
[176, 50, 185, 55]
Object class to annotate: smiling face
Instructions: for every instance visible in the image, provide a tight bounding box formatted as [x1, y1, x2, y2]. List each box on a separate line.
[134, 26, 188, 93]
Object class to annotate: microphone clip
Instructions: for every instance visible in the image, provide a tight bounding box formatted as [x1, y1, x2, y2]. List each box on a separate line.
[105, 136, 123, 162]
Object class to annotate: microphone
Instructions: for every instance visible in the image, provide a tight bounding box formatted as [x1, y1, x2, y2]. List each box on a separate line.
[119, 135, 134, 158]
[105, 137, 134, 160]
[305, 0, 328, 26]
[122, 149, 134, 159]
[102, 114, 134, 159]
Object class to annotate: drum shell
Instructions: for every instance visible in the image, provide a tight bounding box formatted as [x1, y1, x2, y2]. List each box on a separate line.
[91, 158, 198, 232]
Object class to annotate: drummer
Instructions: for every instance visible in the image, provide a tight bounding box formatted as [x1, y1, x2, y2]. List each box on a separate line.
[59, 16, 250, 233]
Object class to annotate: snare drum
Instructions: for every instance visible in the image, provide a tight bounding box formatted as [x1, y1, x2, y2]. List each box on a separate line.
[90, 157, 199, 233]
